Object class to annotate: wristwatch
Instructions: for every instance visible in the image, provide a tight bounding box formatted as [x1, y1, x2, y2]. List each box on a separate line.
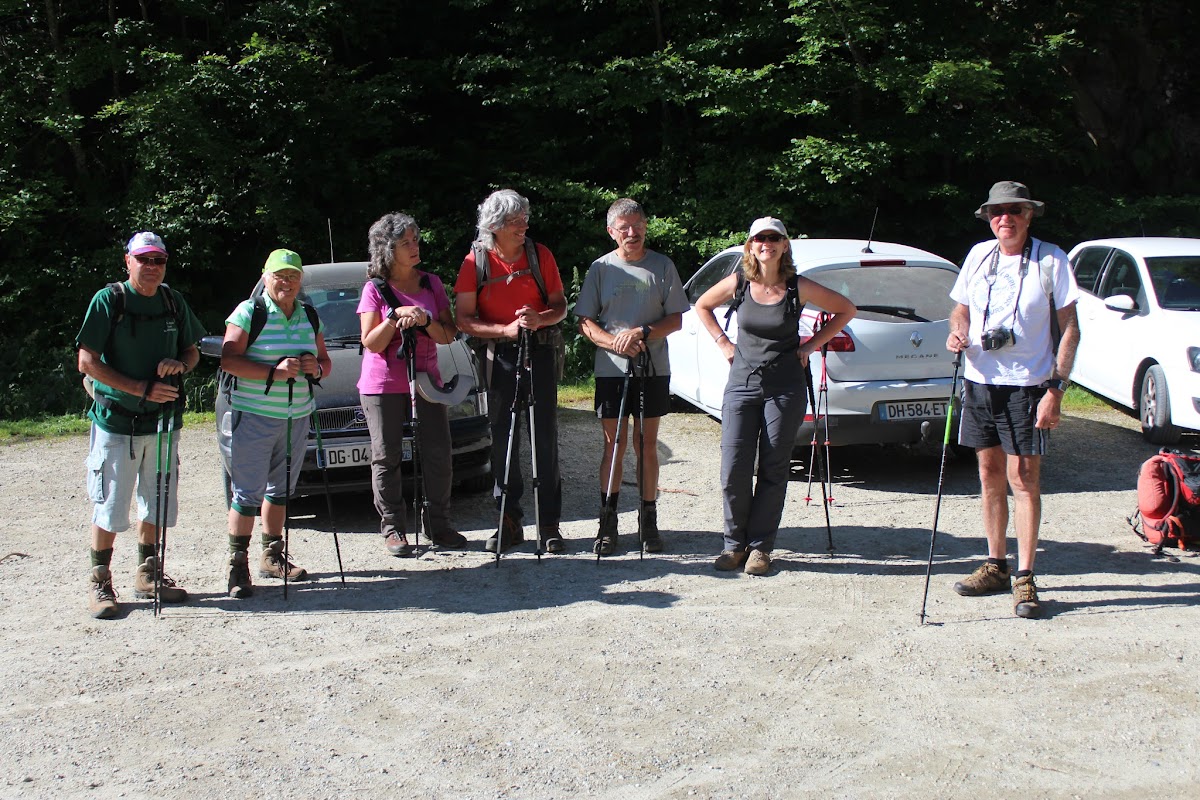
[641, 324, 651, 341]
[1044, 378, 1069, 392]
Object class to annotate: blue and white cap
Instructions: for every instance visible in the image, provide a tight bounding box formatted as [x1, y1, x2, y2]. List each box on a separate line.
[126, 231, 168, 256]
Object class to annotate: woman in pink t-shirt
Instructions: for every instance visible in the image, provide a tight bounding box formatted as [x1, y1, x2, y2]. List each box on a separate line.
[358, 212, 465, 557]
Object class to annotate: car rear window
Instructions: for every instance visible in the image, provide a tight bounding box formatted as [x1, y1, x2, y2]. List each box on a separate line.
[1146, 257, 1200, 310]
[805, 266, 958, 322]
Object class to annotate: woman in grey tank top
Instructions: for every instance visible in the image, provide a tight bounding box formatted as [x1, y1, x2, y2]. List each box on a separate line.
[694, 218, 855, 575]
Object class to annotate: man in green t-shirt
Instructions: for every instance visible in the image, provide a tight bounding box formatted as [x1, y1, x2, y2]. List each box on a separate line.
[76, 232, 206, 619]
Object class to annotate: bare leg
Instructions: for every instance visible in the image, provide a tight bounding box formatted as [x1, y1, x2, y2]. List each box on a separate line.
[977, 445, 1010, 560]
[598, 417, 629, 495]
[1007, 453, 1042, 572]
[632, 416, 662, 502]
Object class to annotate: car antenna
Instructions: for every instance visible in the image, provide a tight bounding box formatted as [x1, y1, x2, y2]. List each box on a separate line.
[327, 218, 335, 262]
[862, 207, 879, 253]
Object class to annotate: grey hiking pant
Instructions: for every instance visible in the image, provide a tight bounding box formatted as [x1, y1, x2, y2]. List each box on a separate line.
[361, 392, 453, 538]
[719, 381, 807, 553]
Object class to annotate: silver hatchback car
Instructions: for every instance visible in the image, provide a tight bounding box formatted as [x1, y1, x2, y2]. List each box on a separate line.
[667, 239, 961, 447]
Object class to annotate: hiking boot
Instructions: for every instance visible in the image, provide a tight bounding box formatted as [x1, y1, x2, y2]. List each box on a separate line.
[714, 550, 747, 571]
[745, 549, 772, 575]
[384, 531, 415, 558]
[485, 514, 524, 553]
[639, 505, 664, 553]
[227, 551, 253, 599]
[953, 561, 1011, 596]
[89, 565, 119, 619]
[427, 527, 467, 550]
[133, 557, 188, 603]
[259, 540, 308, 581]
[1013, 574, 1042, 618]
[593, 509, 618, 556]
[538, 525, 567, 555]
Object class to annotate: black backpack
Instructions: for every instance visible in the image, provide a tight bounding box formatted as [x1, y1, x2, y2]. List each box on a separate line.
[218, 293, 320, 399]
[104, 280, 185, 354]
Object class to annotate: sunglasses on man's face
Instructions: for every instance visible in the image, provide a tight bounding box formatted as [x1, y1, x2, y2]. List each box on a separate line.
[988, 204, 1030, 218]
[133, 255, 167, 266]
[751, 233, 786, 243]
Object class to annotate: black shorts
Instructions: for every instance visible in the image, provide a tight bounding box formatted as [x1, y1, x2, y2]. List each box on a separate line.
[959, 380, 1049, 456]
[594, 376, 671, 419]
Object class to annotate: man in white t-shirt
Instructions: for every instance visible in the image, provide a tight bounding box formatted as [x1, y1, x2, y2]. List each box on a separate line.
[945, 181, 1080, 619]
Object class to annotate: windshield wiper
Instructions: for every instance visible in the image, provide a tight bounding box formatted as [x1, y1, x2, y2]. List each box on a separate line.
[855, 304, 928, 322]
[323, 334, 362, 348]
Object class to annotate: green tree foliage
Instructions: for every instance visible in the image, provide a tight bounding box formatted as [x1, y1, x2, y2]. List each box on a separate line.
[1, 0, 1198, 417]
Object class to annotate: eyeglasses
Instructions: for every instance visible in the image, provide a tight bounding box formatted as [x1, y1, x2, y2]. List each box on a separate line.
[267, 270, 302, 282]
[502, 214, 529, 228]
[751, 233, 786, 243]
[132, 255, 167, 266]
[988, 204, 1030, 218]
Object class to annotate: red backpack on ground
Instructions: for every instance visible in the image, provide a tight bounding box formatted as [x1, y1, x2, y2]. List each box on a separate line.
[1131, 448, 1200, 554]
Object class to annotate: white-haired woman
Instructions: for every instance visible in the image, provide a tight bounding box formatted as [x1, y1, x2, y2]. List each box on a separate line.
[358, 212, 465, 557]
[454, 189, 568, 554]
[695, 217, 855, 575]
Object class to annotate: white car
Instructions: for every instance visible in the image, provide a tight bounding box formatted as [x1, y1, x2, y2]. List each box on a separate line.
[667, 239, 962, 447]
[1067, 237, 1200, 444]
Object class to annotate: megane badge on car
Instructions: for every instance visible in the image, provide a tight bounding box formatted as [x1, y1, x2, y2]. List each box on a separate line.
[910, 332, 923, 348]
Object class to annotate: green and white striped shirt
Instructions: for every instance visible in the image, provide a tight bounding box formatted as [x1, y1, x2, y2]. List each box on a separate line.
[226, 296, 322, 419]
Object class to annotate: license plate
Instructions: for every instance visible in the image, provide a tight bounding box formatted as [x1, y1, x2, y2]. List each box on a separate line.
[877, 400, 949, 421]
[317, 439, 410, 468]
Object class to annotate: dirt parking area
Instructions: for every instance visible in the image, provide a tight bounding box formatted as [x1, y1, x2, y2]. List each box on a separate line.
[1, 400, 1198, 799]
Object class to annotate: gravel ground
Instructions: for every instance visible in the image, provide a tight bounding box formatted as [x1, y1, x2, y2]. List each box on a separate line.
[1, 400, 1198, 799]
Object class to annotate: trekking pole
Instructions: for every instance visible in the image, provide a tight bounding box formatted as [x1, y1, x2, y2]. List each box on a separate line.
[598, 355, 634, 564]
[152, 397, 167, 619]
[522, 330, 545, 563]
[919, 351, 963, 626]
[306, 371, 345, 585]
[284, 374, 295, 600]
[494, 329, 529, 568]
[804, 360, 834, 554]
[402, 329, 426, 549]
[635, 350, 650, 561]
[156, 384, 178, 617]
[817, 313, 836, 507]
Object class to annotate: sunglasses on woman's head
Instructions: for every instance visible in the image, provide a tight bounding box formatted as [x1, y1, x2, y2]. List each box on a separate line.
[751, 233, 786, 243]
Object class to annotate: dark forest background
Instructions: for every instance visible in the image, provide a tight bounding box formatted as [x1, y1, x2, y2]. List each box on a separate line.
[3, 0, 1199, 417]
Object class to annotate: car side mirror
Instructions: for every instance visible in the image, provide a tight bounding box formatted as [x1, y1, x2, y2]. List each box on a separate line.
[1103, 294, 1138, 313]
[199, 335, 223, 359]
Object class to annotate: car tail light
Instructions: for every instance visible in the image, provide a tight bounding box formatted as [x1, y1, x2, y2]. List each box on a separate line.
[801, 332, 855, 352]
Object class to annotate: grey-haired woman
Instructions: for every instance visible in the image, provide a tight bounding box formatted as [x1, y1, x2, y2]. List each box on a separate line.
[357, 212, 465, 557]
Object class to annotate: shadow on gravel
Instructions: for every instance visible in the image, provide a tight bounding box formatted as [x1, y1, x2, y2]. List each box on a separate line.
[787, 411, 1162, 495]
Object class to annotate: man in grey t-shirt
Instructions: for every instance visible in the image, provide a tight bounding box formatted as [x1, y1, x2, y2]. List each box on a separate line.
[576, 198, 689, 556]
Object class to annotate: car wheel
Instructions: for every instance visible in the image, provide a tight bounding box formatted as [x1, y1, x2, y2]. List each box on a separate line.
[1140, 365, 1182, 445]
[950, 444, 977, 463]
[459, 473, 493, 493]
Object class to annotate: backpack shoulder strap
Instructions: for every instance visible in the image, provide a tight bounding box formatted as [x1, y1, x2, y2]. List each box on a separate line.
[301, 301, 320, 337]
[723, 272, 748, 332]
[105, 281, 127, 322]
[472, 243, 490, 296]
[246, 295, 269, 348]
[1036, 241, 1062, 355]
[785, 275, 800, 319]
[372, 276, 403, 311]
[524, 238, 548, 305]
